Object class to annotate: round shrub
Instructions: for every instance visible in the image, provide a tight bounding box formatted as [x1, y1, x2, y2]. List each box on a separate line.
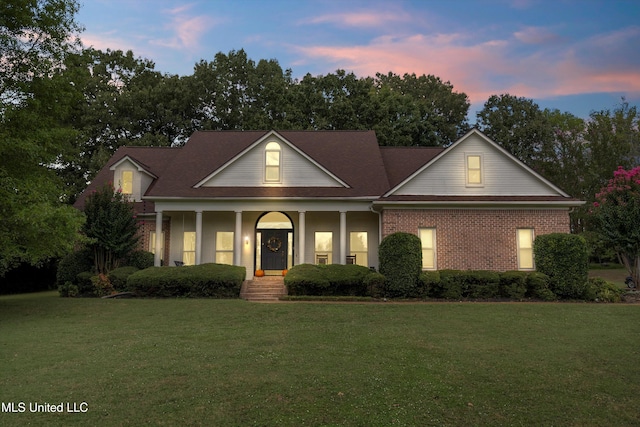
[525, 272, 556, 301]
[108, 266, 139, 291]
[585, 277, 623, 303]
[364, 272, 385, 298]
[379, 232, 422, 298]
[534, 233, 589, 299]
[123, 250, 154, 270]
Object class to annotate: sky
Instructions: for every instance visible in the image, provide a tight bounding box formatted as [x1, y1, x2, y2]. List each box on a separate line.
[77, 0, 640, 122]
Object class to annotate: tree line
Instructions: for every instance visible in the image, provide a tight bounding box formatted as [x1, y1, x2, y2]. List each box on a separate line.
[0, 0, 638, 277]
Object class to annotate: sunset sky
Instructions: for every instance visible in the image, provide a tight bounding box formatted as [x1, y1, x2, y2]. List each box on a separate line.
[77, 0, 640, 121]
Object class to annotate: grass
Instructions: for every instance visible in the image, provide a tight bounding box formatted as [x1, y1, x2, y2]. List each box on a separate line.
[1, 292, 640, 426]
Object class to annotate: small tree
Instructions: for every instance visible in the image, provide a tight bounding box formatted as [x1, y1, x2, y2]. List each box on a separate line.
[83, 183, 140, 274]
[591, 166, 640, 286]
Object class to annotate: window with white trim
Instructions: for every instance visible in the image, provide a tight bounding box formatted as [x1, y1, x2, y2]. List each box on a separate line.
[466, 154, 483, 186]
[517, 228, 535, 270]
[121, 170, 134, 194]
[419, 228, 437, 270]
[149, 231, 164, 258]
[215, 231, 234, 265]
[349, 232, 368, 266]
[315, 232, 333, 264]
[265, 142, 281, 182]
[183, 232, 196, 266]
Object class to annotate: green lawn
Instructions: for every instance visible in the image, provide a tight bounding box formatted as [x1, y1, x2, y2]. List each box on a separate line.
[1, 292, 639, 426]
[589, 267, 629, 287]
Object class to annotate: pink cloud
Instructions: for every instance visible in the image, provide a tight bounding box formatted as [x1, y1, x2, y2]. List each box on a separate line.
[304, 10, 412, 28]
[514, 26, 562, 44]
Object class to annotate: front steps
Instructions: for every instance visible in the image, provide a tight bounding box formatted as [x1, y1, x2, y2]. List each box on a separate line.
[240, 276, 287, 301]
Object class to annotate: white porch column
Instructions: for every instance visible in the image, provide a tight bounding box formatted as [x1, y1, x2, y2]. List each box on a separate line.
[195, 210, 203, 265]
[340, 211, 347, 265]
[298, 211, 306, 264]
[154, 210, 163, 267]
[234, 211, 242, 266]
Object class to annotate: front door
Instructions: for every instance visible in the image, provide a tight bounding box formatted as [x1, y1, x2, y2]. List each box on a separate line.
[261, 229, 288, 271]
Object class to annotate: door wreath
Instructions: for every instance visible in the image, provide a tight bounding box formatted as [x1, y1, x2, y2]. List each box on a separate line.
[266, 236, 282, 252]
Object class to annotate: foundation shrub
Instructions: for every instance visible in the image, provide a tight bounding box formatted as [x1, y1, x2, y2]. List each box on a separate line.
[500, 271, 529, 299]
[379, 232, 422, 298]
[364, 272, 386, 298]
[75, 271, 96, 296]
[108, 266, 139, 291]
[122, 250, 154, 270]
[525, 272, 556, 301]
[534, 233, 589, 299]
[285, 264, 374, 296]
[127, 263, 245, 298]
[419, 271, 441, 298]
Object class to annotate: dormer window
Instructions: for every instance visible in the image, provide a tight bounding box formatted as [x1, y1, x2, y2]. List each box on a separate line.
[466, 154, 483, 186]
[121, 170, 133, 194]
[265, 142, 281, 182]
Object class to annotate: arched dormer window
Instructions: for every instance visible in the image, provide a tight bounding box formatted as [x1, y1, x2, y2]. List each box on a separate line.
[265, 142, 281, 182]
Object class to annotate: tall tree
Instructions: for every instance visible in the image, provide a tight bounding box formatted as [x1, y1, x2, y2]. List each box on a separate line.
[0, 0, 85, 276]
[476, 94, 554, 168]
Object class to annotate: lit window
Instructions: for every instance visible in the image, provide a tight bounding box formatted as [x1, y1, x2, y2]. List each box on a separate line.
[419, 228, 436, 270]
[315, 232, 333, 264]
[149, 231, 164, 257]
[517, 229, 534, 270]
[215, 231, 234, 265]
[183, 232, 196, 266]
[466, 154, 482, 186]
[349, 232, 368, 266]
[265, 142, 281, 182]
[121, 170, 133, 194]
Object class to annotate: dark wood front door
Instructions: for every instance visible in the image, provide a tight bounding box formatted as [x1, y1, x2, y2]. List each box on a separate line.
[261, 229, 288, 271]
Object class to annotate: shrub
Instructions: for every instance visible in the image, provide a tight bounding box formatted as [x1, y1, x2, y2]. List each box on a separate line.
[500, 271, 528, 299]
[379, 232, 422, 298]
[534, 233, 589, 299]
[525, 272, 556, 301]
[108, 266, 139, 291]
[56, 248, 93, 287]
[364, 272, 385, 298]
[284, 264, 374, 296]
[127, 263, 245, 298]
[91, 273, 115, 297]
[76, 271, 96, 296]
[123, 250, 154, 270]
[58, 281, 79, 298]
[418, 271, 441, 298]
[435, 270, 500, 300]
[585, 277, 624, 303]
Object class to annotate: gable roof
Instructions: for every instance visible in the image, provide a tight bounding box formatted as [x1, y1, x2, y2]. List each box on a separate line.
[383, 128, 573, 198]
[144, 130, 391, 199]
[76, 129, 583, 209]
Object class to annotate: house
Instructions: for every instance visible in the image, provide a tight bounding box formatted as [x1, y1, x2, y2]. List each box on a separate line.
[75, 129, 583, 277]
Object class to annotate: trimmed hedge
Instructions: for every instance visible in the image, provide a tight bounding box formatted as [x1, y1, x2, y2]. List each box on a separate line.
[534, 233, 589, 299]
[418, 270, 556, 301]
[379, 232, 422, 297]
[127, 263, 246, 298]
[122, 250, 154, 270]
[284, 264, 381, 296]
[108, 266, 139, 291]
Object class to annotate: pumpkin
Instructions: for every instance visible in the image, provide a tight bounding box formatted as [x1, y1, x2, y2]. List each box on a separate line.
[255, 269, 265, 277]
[282, 269, 288, 276]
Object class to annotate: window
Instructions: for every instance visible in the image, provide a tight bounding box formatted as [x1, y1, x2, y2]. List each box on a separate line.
[466, 154, 483, 186]
[121, 170, 133, 194]
[183, 232, 196, 266]
[315, 232, 333, 264]
[216, 231, 234, 265]
[265, 142, 281, 182]
[419, 228, 436, 270]
[149, 231, 164, 257]
[349, 232, 368, 267]
[517, 229, 534, 270]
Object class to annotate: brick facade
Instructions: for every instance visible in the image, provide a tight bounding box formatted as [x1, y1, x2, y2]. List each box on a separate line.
[381, 208, 570, 271]
[137, 218, 171, 266]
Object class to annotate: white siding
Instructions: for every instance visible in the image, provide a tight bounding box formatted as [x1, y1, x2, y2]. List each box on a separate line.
[201, 138, 343, 187]
[394, 133, 560, 196]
